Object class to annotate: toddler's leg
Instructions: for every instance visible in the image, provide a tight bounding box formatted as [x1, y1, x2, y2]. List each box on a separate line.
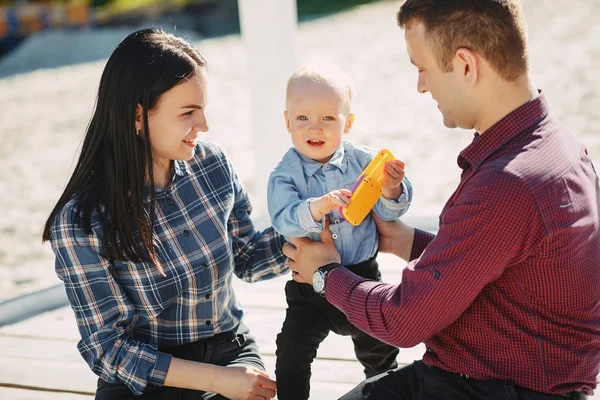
[275, 280, 331, 400]
[351, 326, 399, 378]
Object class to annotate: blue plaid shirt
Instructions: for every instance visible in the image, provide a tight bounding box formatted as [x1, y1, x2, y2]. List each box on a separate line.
[50, 142, 288, 395]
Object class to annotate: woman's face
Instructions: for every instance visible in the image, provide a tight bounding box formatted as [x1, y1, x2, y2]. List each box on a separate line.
[138, 69, 209, 174]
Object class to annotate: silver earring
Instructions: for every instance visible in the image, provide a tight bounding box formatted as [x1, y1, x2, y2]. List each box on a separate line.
[136, 129, 140, 136]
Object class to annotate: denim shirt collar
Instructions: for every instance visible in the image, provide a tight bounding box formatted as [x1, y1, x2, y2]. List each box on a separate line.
[297, 144, 347, 177]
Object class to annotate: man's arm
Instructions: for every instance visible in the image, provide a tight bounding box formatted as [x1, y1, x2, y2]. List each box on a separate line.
[372, 214, 416, 261]
[288, 170, 544, 347]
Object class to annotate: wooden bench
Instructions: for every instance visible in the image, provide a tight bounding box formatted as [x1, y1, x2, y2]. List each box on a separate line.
[0, 253, 426, 399]
[1, 248, 594, 398]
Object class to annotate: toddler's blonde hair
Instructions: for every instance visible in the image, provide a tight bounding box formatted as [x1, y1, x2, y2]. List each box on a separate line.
[286, 60, 355, 112]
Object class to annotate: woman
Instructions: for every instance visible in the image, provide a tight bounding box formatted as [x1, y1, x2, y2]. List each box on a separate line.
[42, 29, 287, 400]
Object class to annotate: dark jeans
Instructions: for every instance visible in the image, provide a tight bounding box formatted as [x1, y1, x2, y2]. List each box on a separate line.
[340, 360, 589, 400]
[275, 257, 399, 400]
[95, 322, 263, 400]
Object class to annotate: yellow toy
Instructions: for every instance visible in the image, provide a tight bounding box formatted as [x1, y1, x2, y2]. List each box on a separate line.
[341, 149, 395, 226]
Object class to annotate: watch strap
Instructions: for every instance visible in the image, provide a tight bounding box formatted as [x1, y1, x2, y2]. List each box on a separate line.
[318, 262, 342, 274]
[316, 262, 342, 295]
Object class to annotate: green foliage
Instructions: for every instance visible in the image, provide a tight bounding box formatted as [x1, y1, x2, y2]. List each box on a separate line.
[91, 0, 112, 6]
[297, 0, 382, 19]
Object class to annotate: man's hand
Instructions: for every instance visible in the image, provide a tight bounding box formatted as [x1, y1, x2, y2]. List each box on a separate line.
[283, 219, 341, 284]
[372, 213, 415, 261]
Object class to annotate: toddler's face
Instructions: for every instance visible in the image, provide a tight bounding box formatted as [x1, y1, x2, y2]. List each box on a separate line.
[284, 79, 354, 163]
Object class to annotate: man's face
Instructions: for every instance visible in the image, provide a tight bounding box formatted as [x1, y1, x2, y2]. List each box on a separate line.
[405, 21, 469, 129]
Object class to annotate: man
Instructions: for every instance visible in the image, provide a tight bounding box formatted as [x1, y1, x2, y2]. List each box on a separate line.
[284, 0, 600, 399]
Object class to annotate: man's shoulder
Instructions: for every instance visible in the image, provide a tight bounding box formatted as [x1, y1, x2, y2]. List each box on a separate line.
[488, 117, 583, 190]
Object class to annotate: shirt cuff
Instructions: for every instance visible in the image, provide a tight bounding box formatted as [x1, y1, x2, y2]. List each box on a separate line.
[147, 351, 173, 387]
[298, 199, 325, 233]
[324, 267, 365, 310]
[381, 181, 411, 211]
[410, 228, 436, 261]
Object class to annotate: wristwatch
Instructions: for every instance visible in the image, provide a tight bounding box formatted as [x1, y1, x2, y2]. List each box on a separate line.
[312, 262, 341, 295]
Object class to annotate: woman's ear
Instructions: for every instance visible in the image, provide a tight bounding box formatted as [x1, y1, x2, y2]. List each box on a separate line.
[135, 104, 144, 132]
[344, 113, 355, 133]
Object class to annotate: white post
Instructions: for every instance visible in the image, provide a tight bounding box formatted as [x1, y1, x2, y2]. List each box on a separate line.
[238, 0, 297, 227]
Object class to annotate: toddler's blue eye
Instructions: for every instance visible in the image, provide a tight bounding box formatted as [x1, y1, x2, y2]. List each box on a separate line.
[324, 116, 335, 121]
[298, 115, 308, 121]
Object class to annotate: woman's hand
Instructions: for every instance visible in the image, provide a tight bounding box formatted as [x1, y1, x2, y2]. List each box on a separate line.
[213, 365, 277, 400]
[164, 359, 276, 399]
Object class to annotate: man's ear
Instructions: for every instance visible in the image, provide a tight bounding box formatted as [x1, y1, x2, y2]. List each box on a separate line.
[284, 110, 292, 133]
[454, 48, 479, 86]
[135, 104, 144, 132]
[344, 113, 355, 133]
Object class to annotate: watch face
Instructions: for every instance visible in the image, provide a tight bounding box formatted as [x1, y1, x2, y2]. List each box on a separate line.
[312, 270, 325, 294]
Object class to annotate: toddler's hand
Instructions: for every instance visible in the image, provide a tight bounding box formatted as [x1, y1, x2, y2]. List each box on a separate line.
[310, 189, 352, 221]
[381, 159, 406, 200]
[381, 159, 406, 190]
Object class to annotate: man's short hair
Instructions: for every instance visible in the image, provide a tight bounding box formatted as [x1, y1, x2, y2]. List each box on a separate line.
[397, 0, 529, 81]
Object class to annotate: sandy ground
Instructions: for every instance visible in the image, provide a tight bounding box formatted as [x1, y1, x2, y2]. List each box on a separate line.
[0, 0, 598, 301]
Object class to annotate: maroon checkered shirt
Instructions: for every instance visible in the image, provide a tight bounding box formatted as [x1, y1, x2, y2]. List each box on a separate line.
[326, 93, 600, 395]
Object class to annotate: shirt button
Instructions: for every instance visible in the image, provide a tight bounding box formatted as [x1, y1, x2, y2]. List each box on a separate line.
[433, 271, 441, 279]
[334, 219, 340, 224]
[332, 233, 338, 240]
[183, 230, 190, 236]
[205, 293, 211, 299]
[201, 263, 209, 270]
[324, 164, 330, 170]
[167, 198, 174, 205]
[205, 320, 212, 326]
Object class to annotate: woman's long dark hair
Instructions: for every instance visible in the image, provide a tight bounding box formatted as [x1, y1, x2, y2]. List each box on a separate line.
[42, 29, 206, 274]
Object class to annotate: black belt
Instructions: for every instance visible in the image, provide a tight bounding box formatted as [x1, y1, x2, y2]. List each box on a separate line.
[158, 329, 245, 356]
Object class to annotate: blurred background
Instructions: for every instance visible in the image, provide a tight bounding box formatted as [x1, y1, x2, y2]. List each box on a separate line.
[0, 0, 380, 62]
[0, 0, 598, 301]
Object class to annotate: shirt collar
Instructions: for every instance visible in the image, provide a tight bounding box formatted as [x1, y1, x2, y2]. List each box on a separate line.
[143, 160, 191, 202]
[174, 159, 192, 177]
[297, 144, 347, 177]
[458, 91, 549, 171]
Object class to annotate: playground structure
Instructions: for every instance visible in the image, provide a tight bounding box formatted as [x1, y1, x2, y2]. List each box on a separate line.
[0, 1, 211, 54]
[0, 2, 93, 52]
